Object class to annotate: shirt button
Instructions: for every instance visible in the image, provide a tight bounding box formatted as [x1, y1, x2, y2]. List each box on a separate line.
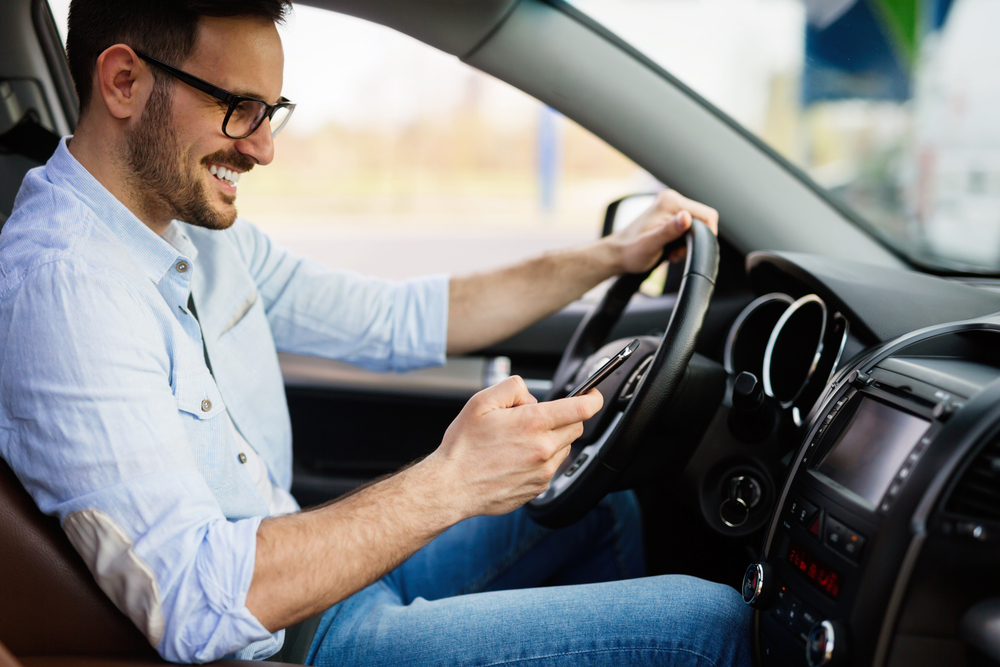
[201, 399, 212, 412]
[238, 452, 248, 464]
[176, 261, 189, 273]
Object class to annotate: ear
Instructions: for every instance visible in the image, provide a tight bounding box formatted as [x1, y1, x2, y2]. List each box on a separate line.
[92, 45, 150, 121]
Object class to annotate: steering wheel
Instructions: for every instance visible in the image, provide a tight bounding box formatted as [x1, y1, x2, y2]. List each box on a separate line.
[526, 219, 719, 528]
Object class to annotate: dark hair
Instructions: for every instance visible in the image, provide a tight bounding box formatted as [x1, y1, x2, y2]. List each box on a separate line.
[66, 0, 291, 113]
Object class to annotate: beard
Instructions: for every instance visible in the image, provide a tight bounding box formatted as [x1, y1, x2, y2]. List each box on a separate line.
[122, 82, 254, 231]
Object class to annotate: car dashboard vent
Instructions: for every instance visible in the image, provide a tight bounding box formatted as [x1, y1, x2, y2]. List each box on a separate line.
[946, 437, 1000, 523]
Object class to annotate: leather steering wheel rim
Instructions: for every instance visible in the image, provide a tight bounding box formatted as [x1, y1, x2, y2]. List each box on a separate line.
[526, 219, 719, 528]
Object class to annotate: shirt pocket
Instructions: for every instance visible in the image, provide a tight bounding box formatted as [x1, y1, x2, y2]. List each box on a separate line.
[218, 290, 258, 338]
[173, 369, 225, 421]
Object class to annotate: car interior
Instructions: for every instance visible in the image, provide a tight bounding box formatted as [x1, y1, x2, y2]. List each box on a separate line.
[2, 0, 1000, 666]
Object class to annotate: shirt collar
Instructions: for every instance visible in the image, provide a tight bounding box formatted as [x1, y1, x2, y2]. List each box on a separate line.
[45, 136, 192, 284]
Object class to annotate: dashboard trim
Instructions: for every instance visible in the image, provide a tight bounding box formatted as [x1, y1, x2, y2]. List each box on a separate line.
[763, 294, 827, 407]
[723, 292, 794, 375]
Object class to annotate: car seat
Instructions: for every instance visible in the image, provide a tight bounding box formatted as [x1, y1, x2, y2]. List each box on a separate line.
[0, 457, 157, 658]
[0, 458, 303, 667]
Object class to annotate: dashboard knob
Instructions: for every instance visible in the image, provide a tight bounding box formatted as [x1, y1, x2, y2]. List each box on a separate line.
[741, 561, 773, 608]
[847, 369, 871, 386]
[728, 372, 775, 442]
[933, 401, 957, 422]
[732, 371, 763, 410]
[806, 619, 848, 666]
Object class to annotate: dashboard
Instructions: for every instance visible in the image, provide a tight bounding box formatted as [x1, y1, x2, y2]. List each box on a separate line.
[705, 252, 1000, 667]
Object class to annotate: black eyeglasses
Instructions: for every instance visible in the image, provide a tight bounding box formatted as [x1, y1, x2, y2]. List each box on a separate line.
[134, 49, 295, 139]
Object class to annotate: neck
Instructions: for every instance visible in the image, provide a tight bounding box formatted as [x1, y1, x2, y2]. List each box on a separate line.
[68, 120, 173, 236]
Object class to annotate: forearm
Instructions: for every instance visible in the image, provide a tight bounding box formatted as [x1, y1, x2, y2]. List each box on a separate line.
[446, 191, 719, 356]
[447, 239, 622, 355]
[245, 460, 461, 631]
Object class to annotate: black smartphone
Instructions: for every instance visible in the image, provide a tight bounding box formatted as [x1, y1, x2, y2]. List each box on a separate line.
[566, 339, 641, 397]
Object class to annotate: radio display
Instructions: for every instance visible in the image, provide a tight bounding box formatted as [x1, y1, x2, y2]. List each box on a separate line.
[788, 540, 841, 599]
[813, 397, 929, 508]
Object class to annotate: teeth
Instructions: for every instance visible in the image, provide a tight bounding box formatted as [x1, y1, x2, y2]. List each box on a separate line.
[209, 164, 239, 187]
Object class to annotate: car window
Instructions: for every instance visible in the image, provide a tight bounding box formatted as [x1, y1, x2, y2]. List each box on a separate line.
[47, 1, 655, 283]
[572, 0, 1000, 274]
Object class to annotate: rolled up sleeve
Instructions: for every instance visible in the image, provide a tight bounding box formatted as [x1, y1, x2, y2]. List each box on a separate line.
[0, 261, 274, 663]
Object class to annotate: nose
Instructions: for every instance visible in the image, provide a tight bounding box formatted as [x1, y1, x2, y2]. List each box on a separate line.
[235, 119, 275, 166]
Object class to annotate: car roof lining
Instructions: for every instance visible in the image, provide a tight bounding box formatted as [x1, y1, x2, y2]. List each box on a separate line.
[298, 0, 522, 58]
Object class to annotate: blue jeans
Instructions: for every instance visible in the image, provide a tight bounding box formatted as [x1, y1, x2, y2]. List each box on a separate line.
[306, 491, 752, 667]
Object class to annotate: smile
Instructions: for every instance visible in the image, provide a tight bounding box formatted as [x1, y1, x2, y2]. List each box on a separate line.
[208, 163, 241, 187]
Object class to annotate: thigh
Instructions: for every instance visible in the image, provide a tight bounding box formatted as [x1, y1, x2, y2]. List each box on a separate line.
[383, 490, 645, 603]
[307, 575, 753, 667]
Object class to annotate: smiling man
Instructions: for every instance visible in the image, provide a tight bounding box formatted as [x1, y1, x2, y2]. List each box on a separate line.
[0, 1, 750, 665]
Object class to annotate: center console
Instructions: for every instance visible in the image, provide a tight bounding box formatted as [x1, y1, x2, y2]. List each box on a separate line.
[744, 326, 1000, 666]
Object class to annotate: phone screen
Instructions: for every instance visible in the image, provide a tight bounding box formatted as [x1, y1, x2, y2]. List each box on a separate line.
[566, 339, 641, 397]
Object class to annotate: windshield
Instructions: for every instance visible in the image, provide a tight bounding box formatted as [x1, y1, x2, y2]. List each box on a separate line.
[573, 0, 1000, 274]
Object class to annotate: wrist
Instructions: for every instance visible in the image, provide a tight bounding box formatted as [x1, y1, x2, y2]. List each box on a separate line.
[592, 235, 627, 277]
[403, 455, 471, 529]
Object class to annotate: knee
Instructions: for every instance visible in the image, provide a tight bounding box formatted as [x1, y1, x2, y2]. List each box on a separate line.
[681, 576, 753, 638]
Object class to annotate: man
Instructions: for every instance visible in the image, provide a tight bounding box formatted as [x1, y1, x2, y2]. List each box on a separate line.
[0, 1, 751, 665]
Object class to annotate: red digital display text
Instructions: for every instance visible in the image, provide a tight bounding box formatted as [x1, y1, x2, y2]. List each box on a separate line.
[788, 541, 840, 599]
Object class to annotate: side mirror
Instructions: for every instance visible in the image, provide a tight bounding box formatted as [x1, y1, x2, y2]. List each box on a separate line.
[601, 193, 658, 237]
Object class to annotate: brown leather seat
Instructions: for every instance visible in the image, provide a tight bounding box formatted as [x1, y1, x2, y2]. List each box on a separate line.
[0, 458, 156, 658]
[1, 639, 23, 667]
[0, 459, 301, 667]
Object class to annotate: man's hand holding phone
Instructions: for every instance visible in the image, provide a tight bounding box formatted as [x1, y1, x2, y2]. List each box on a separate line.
[425, 340, 641, 520]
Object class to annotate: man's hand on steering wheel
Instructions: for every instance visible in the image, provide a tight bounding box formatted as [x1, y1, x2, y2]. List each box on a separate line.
[609, 189, 720, 270]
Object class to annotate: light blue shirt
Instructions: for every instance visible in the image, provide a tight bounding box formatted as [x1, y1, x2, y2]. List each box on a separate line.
[0, 139, 449, 663]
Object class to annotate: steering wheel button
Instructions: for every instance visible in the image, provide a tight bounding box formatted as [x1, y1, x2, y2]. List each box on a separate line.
[564, 454, 589, 477]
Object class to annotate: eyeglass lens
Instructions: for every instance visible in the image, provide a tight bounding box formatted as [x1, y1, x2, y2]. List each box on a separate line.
[225, 100, 293, 138]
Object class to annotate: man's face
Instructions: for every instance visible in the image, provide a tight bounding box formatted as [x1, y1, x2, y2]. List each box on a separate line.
[125, 16, 285, 231]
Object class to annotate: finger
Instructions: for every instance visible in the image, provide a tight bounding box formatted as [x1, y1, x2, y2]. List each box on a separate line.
[668, 246, 688, 263]
[643, 211, 691, 247]
[477, 375, 536, 411]
[675, 196, 719, 235]
[548, 422, 585, 455]
[534, 389, 604, 430]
